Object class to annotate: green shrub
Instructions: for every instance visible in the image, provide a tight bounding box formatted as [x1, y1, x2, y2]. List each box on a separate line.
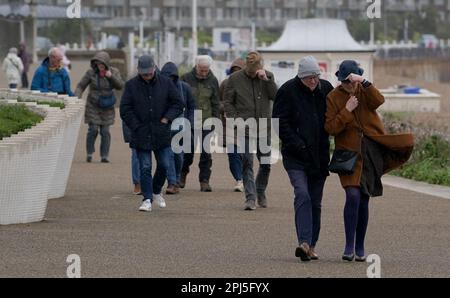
[392, 135, 450, 186]
[0, 105, 44, 140]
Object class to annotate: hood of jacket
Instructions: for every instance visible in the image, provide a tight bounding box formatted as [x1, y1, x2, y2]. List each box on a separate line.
[90, 51, 111, 70]
[231, 58, 246, 70]
[161, 62, 179, 82]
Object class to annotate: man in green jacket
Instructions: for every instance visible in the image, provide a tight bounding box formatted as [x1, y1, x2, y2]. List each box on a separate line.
[180, 55, 220, 192]
[224, 51, 278, 210]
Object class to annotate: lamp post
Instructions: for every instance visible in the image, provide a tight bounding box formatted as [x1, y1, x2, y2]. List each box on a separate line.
[192, 0, 198, 64]
[24, 0, 38, 63]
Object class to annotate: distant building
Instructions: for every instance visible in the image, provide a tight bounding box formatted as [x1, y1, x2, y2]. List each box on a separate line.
[1, 0, 449, 43]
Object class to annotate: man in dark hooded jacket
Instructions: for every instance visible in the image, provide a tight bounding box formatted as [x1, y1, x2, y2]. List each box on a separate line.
[161, 62, 196, 194]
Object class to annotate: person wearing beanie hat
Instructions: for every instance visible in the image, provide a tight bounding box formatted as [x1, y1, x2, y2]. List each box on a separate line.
[224, 51, 278, 211]
[273, 56, 334, 261]
[297, 56, 321, 80]
[326, 60, 414, 262]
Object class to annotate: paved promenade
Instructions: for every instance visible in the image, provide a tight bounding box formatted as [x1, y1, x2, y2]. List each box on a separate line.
[1, 116, 449, 278]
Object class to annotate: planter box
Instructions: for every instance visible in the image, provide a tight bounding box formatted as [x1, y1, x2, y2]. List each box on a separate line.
[0, 91, 84, 225]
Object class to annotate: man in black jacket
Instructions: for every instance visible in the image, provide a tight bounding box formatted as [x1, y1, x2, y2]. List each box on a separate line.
[120, 55, 184, 212]
[272, 56, 334, 262]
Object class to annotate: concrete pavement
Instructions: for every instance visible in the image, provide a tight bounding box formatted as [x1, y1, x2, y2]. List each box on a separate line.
[1, 116, 449, 278]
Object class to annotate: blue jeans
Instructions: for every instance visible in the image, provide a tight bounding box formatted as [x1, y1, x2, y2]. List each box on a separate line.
[167, 150, 184, 186]
[136, 147, 171, 202]
[287, 170, 326, 247]
[227, 144, 242, 181]
[131, 148, 140, 185]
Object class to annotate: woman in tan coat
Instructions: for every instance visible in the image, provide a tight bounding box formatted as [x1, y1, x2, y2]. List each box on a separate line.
[325, 60, 414, 262]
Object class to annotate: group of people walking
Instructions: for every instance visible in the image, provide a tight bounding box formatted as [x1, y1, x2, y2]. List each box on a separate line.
[10, 45, 414, 263]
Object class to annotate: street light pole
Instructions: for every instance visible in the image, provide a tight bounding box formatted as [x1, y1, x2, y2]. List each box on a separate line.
[192, 0, 198, 64]
[26, 0, 38, 63]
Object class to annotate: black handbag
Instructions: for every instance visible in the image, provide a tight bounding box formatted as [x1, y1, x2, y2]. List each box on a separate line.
[329, 106, 363, 175]
[329, 149, 358, 175]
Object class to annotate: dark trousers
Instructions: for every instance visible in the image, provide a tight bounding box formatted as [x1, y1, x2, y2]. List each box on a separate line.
[21, 72, 29, 88]
[240, 136, 271, 202]
[287, 170, 326, 247]
[86, 124, 111, 159]
[182, 129, 212, 183]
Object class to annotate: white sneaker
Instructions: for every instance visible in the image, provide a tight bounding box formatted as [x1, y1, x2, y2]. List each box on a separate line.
[153, 194, 167, 208]
[139, 199, 152, 212]
[234, 180, 244, 192]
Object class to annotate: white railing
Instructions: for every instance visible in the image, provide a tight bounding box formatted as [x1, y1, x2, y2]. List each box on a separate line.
[0, 90, 84, 225]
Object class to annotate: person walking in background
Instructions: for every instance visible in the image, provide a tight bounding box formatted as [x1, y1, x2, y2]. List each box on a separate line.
[160, 62, 196, 195]
[75, 51, 124, 163]
[2, 47, 23, 89]
[273, 56, 334, 262]
[122, 122, 141, 195]
[325, 60, 414, 262]
[31, 47, 74, 96]
[219, 58, 246, 192]
[120, 55, 184, 212]
[180, 55, 220, 192]
[224, 51, 278, 211]
[18, 42, 31, 88]
[59, 45, 72, 73]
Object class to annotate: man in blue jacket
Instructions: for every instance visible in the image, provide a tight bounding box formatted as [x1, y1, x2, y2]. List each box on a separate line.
[31, 47, 74, 96]
[120, 55, 184, 212]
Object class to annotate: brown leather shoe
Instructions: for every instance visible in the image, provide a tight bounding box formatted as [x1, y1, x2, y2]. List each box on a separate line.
[179, 173, 187, 188]
[295, 243, 311, 262]
[200, 181, 212, 192]
[133, 183, 142, 195]
[308, 247, 319, 260]
[166, 184, 179, 195]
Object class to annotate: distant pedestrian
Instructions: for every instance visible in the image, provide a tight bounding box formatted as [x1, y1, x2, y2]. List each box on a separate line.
[2, 47, 23, 89]
[180, 55, 220, 192]
[224, 51, 278, 211]
[31, 47, 74, 96]
[325, 60, 414, 262]
[18, 42, 31, 88]
[161, 62, 196, 195]
[219, 58, 246, 192]
[75, 51, 124, 163]
[273, 56, 334, 261]
[120, 55, 184, 212]
[59, 45, 72, 73]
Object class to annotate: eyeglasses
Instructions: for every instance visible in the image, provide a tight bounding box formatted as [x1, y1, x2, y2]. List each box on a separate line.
[341, 79, 351, 84]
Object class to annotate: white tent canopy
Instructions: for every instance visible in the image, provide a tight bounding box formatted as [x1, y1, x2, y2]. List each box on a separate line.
[261, 19, 369, 52]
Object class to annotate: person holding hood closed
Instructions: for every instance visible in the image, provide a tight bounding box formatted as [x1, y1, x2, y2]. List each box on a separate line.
[75, 51, 125, 163]
[325, 60, 414, 262]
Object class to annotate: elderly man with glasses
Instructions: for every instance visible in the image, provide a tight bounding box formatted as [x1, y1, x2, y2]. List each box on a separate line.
[272, 56, 334, 262]
[31, 47, 74, 96]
